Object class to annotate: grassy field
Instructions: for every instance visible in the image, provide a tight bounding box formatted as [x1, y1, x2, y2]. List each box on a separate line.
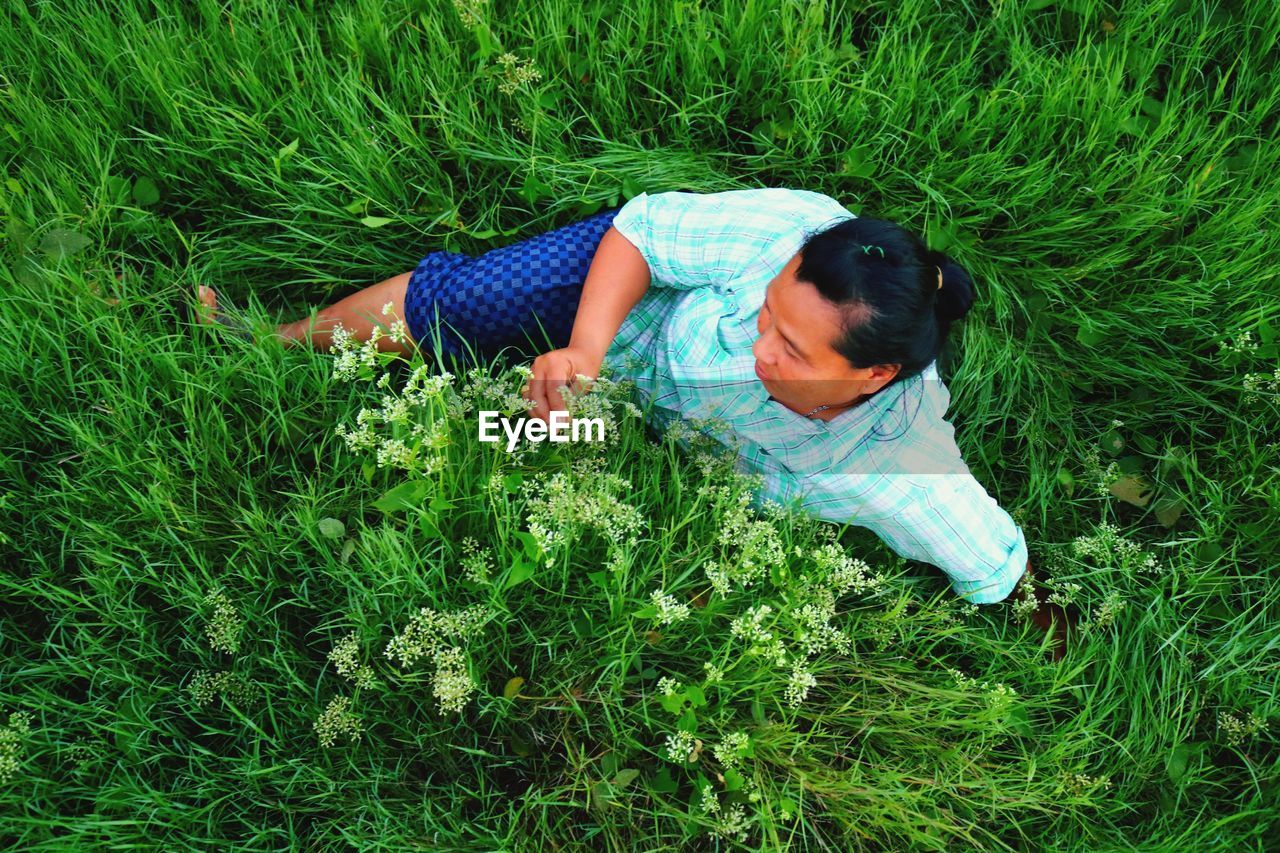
[2, 0, 1278, 848]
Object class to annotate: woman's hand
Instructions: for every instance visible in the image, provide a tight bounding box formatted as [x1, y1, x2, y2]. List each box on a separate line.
[1016, 560, 1075, 662]
[522, 346, 602, 423]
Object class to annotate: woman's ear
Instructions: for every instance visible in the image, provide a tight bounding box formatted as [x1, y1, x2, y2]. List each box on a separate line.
[872, 363, 901, 382]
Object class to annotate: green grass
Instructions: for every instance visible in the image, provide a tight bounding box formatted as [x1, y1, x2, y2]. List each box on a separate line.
[2, 0, 1278, 848]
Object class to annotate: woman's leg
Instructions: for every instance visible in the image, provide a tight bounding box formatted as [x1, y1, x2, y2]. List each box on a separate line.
[196, 272, 419, 358]
[404, 207, 621, 370]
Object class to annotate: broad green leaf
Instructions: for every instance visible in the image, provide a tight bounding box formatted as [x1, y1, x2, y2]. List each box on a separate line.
[1099, 429, 1125, 456]
[621, 175, 643, 201]
[503, 676, 525, 699]
[504, 557, 535, 590]
[361, 461, 376, 484]
[317, 517, 345, 539]
[502, 471, 524, 493]
[417, 512, 442, 539]
[514, 530, 541, 560]
[611, 768, 640, 789]
[1056, 467, 1075, 496]
[373, 479, 429, 512]
[340, 539, 356, 564]
[1154, 497, 1183, 527]
[659, 692, 684, 714]
[278, 137, 299, 160]
[1005, 703, 1033, 737]
[360, 216, 394, 228]
[632, 604, 658, 619]
[509, 732, 534, 756]
[723, 767, 745, 791]
[132, 176, 160, 206]
[520, 172, 552, 205]
[343, 198, 366, 214]
[678, 707, 698, 734]
[1076, 322, 1109, 347]
[587, 571, 607, 589]
[926, 218, 955, 252]
[39, 227, 92, 260]
[651, 767, 678, 793]
[1109, 474, 1152, 507]
[105, 175, 131, 205]
[1139, 96, 1165, 119]
[685, 684, 707, 708]
[1166, 741, 1204, 784]
[428, 495, 455, 513]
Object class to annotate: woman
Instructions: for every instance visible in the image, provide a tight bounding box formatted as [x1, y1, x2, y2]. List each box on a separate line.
[194, 188, 1069, 652]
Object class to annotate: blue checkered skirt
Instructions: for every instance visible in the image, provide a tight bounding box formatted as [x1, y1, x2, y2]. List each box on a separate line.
[403, 207, 621, 367]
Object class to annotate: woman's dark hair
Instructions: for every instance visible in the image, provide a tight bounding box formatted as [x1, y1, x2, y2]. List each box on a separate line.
[794, 216, 976, 386]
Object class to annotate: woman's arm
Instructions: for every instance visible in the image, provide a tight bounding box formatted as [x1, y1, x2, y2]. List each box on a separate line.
[567, 226, 651, 363]
[524, 226, 650, 421]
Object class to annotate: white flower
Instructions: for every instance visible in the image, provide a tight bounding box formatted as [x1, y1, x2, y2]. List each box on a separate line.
[650, 589, 690, 626]
[664, 730, 696, 763]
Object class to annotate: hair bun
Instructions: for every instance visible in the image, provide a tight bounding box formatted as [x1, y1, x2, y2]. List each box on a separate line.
[935, 259, 975, 324]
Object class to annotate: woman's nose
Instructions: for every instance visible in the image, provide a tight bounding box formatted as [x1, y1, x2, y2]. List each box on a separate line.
[752, 334, 773, 365]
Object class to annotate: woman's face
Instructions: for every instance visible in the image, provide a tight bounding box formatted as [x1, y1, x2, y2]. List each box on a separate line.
[752, 253, 900, 418]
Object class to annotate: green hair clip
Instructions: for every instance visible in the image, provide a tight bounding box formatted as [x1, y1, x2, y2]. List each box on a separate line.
[860, 244, 885, 258]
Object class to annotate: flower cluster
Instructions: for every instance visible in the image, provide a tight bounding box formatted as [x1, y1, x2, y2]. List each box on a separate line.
[329, 327, 457, 475]
[384, 605, 493, 715]
[454, 365, 533, 418]
[785, 662, 818, 708]
[451, 0, 486, 28]
[328, 632, 380, 689]
[1080, 445, 1123, 498]
[494, 52, 542, 95]
[650, 589, 691, 626]
[949, 668, 1018, 710]
[556, 374, 644, 450]
[1242, 367, 1280, 406]
[523, 462, 644, 565]
[1072, 522, 1161, 574]
[188, 670, 255, 708]
[809, 542, 885, 597]
[329, 323, 383, 383]
[701, 791, 751, 843]
[729, 605, 788, 668]
[1047, 581, 1083, 608]
[1062, 771, 1113, 797]
[314, 695, 362, 747]
[700, 484, 786, 597]
[702, 662, 724, 684]
[664, 730, 697, 763]
[0, 709, 34, 784]
[1218, 330, 1259, 357]
[459, 537, 494, 585]
[657, 677, 680, 697]
[1083, 591, 1127, 631]
[711, 731, 750, 769]
[1218, 710, 1267, 747]
[202, 588, 244, 654]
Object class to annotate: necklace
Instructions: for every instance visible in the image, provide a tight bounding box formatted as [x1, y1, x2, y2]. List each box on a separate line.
[804, 404, 832, 417]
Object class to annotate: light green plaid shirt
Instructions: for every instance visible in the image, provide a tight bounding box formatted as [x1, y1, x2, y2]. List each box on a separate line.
[601, 188, 1027, 604]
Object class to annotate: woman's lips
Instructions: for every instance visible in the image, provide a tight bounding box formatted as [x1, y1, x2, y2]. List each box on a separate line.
[754, 362, 770, 381]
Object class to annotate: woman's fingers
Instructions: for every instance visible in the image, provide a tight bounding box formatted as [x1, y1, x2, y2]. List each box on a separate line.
[524, 352, 574, 423]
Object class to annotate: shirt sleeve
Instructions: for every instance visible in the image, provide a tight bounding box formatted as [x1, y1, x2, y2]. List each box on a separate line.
[795, 461, 1028, 605]
[609, 188, 849, 293]
[863, 473, 1029, 604]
